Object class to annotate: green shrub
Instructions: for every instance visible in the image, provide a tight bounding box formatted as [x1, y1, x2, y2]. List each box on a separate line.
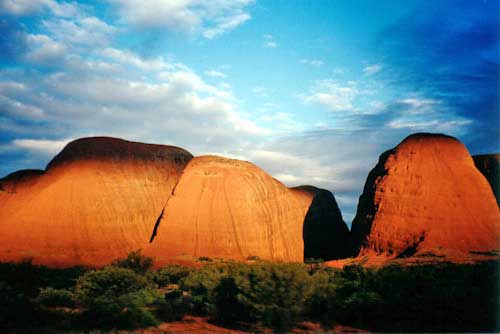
[154, 288, 191, 321]
[111, 249, 154, 275]
[36, 287, 75, 308]
[181, 264, 229, 315]
[76, 266, 150, 306]
[148, 265, 193, 287]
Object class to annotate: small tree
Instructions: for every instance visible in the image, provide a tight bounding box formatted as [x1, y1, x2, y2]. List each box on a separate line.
[111, 250, 154, 275]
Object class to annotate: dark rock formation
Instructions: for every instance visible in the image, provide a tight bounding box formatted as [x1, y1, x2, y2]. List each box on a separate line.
[293, 186, 351, 261]
[473, 154, 500, 206]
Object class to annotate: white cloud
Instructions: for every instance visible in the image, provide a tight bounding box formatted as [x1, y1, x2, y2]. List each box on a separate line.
[110, 0, 253, 38]
[12, 138, 71, 155]
[203, 13, 250, 39]
[363, 63, 383, 75]
[25, 34, 67, 63]
[204, 70, 227, 78]
[300, 59, 324, 67]
[0, 0, 79, 17]
[302, 80, 359, 112]
[251, 86, 268, 98]
[263, 33, 277, 48]
[42, 16, 116, 46]
[0, 95, 44, 119]
[101, 48, 173, 71]
[265, 41, 277, 48]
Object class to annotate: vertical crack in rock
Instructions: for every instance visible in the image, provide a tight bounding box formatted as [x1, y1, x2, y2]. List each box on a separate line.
[149, 175, 183, 243]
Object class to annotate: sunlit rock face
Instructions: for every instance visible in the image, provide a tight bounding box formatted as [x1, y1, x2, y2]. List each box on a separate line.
[0, 137, 193, 267]
[145, 155, 315, 265]
[293, 186, 351, 261]
[473, 154, 500, 206]
[350, 133, 500, 261]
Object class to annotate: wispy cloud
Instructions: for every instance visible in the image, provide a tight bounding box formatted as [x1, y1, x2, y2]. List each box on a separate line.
[301, 80, 359, 112]
[109, 0, 254, 39]
[300, 59, 324, 67]
[205, 70, 227, 78]
[363, 63, 383, 75]
[12, 138, 72, 155]
[0, 0, 80, 17]
[263, 34, 277, 48]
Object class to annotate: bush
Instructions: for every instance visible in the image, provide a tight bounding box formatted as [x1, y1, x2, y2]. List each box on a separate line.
[154, 288, 191, 321]
[76, 266, 150, 306]
[0, 281, 45, 333]
[181, 264, 229, 315]
[148, 265, 193, 287]
[211, 263, 312, 331]
[111, 250, 154, 275]
[36, 287, 75, 308]
[75, 266, 158, 329]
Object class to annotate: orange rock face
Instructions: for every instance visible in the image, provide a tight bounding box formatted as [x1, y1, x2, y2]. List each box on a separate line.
[293, 186, 350, 261]
[145, 156, 313, 264]
[350, 133, 500, 260]
[473, 154, 500, 206]
[0, 137, 192, 267]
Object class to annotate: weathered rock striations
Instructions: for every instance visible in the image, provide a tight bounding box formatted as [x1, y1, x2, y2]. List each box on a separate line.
[145, 156, 314, 264]
[293, 186, 350, 261]
[0, 137, 193, 267]
[350, 133, 500, 261]
[473, 154, 500, 206]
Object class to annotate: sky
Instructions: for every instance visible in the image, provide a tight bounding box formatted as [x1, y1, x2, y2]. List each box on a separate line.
[0, 0, 499, 224]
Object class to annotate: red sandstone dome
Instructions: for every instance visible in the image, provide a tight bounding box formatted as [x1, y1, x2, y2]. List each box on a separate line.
[145, 155, 314, 264]
[350, 133, 500, 261]
[0, 137, 193, 267]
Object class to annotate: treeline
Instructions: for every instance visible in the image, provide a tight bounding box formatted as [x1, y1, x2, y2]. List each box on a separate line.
[0, 252, 499, 333]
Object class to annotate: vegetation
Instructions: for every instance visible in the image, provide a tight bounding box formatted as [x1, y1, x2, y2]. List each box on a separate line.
[0, 253, 498, 333]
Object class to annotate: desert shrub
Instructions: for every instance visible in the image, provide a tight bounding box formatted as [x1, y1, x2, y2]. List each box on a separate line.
[75, 266, 150, 306]
[36, 287, 75, 308]
[111, 249, 153, 275]
[181, 264, 230, 315]
[213, 276, 250, 324]
[148, 265, 193, 287]
[74, 266, 158, 329]
[154, 288, 191, 321]
[0, 281, 53, 333]
[0, 261, 86, 297]
[211, 263, 313, 331]
[76, 291, 159, 330]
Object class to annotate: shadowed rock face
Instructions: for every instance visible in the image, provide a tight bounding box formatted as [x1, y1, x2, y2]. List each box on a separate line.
[0, 137, 193, 267]
[351, 133, 500, 260]
[473, 154, 500, 206]
[145, 155, 313, 265]
[293, 186, 351, 261]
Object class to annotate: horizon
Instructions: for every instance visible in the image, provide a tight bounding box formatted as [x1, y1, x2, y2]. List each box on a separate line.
[1, 0, 499, 223]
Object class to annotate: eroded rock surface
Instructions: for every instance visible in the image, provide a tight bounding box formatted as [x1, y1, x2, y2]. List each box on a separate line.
[350, 133, 500, 260]
[0, 137, 192, 267]
[145, 156, 313, 264]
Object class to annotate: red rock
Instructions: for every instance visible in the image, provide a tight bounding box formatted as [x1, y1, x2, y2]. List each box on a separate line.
[145, 156, 313, 264]
[350, 133, 500, 260]
[0, 137, 192, 267]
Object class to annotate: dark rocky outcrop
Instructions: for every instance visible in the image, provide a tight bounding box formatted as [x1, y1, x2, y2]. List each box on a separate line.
[293, 186, 351, 261]
[473, 154, 500, 206]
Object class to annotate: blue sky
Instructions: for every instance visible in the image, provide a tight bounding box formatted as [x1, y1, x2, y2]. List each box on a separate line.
[0, 0, 499, 223]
